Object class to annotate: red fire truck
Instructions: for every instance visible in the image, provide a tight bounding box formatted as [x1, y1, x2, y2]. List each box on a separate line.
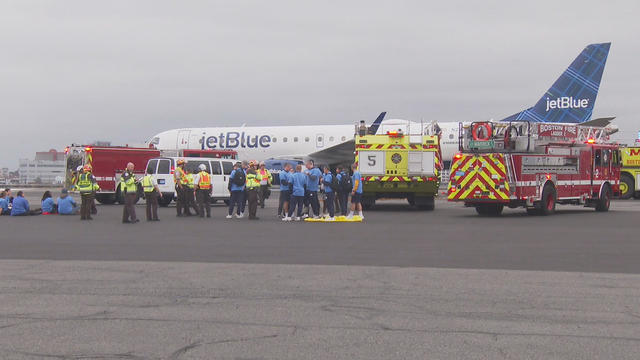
[64, 145, 238, 204]
[64, 145, 161, 204]
[447, 121, 621, 216]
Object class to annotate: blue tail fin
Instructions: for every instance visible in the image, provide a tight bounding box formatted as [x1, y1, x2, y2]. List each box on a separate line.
[501, 42, 611, 123]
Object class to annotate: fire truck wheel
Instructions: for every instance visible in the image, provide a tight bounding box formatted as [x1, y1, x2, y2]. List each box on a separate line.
[619, 174, 634, 200]
[526, 208, 539, 216]
[416, 196, 435, 211]
[475, 204, 503, 216]
[539, 184, 557, 216]
[595, 184, 612, 212]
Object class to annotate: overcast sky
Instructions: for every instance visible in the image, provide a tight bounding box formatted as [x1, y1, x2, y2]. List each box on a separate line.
[1, 0, 638, 168]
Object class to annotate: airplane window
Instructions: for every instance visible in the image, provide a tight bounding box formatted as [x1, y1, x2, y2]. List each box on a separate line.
[329, 136, 334, 142]
[317, 136, 323, 142]
[273, 137, 277, 143]
[341, 136, 346, 141]
[305, 137, 309, 142]
[294, 137, 299, 142]
[449, 134, 454, 139]
[283, 137, 288, 143]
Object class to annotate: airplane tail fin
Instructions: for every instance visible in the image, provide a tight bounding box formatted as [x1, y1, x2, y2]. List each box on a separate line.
[501, 42, 611, 124]
[367, 112, 387, 134]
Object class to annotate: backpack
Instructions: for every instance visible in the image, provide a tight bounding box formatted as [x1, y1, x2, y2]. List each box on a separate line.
[339, 172, 352, 192]
[330, 173, 339, 191]
[232, 170, 246, 186]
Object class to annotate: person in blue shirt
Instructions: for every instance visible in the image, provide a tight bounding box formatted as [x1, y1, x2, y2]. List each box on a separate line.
[284, 164, 307, 221]
[227, 162, 246, 218]
[335, 166, 350, 216]
[0, 191, 9, 215]
[41, 191, 56, 215]
[11, 191, 37, 216]
[304, 160, 322, 219]
[322, 166, 336, 220]
[348, 163, 364, 219]
[57, 189, 78, 215]
[277, 163, 292, 217]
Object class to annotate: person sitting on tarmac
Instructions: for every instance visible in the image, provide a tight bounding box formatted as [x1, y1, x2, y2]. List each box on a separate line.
[0, 191, 9, 215]
[11, 191, 41, 216]
[41, 191, 56, 215]
[57, 189, 78, 215]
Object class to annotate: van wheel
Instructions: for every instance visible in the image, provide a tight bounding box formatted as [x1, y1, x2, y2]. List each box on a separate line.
[619, 174, 634, 200]
[362, 196, 375, 210]
[158, 194, 173, 207]
[95, 193, 115, 205]
[538, 184, 556, 216]
[595, 184, 611, 212]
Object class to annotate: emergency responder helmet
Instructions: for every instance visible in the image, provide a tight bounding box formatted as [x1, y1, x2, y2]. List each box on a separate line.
[76, 166, 83, 172]
[83, 164, 92, 172]
[177, 159, 185, 165]
[198, 164, 206, 171]
[259, 161, 266, 166]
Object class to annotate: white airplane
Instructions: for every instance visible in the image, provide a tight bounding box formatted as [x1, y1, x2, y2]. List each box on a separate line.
[147, 43, 613, 168]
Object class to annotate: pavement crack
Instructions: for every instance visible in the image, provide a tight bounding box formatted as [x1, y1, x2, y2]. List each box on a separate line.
[168, 340, 203, 360]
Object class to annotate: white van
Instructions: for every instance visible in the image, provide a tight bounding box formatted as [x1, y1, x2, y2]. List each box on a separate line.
[145, 157, 236, 206]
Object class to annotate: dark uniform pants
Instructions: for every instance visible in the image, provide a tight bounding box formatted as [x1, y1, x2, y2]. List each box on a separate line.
[145, 191, 159, 221]
[228, 190, 243, 216]
[326, 191, 335, 217]
[196, 189, 211, 217]
[176, 186, 186, 216]
[185, 188, 198, 215]
[288, 195, 304, 218]
[278, 189, 290, 216]
[338, 191, 349, 216]
[258, 185, 269, 208]
[80, 193, 94, 220]
[247, 188, 258, 219]
[308, 191, 320, 216]
[122, 192, 137, 222]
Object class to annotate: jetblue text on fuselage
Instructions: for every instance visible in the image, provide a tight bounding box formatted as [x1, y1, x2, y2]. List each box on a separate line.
[545, 97, 589, 112]
[201, 132, 271, 150]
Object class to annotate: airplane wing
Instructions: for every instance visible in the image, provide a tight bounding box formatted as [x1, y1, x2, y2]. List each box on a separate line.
[308, 139, 355, 165]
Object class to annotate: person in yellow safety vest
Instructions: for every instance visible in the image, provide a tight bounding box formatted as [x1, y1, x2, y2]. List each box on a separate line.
[77, 164, 100, 220]
[174, 159, 189, 216]
[142, 168, 162, 221]
[183, 169, 199, 216]
[120, 162, 139, 223]
[257, 162, 273, 209]
[245, 162, 261, 220]
[194, 163, 212, 218]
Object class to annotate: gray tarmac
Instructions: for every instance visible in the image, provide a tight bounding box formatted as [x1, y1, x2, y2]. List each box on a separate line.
[1, 191, 640, 359]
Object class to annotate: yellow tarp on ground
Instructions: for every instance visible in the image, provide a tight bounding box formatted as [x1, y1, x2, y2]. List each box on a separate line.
[304, 216, 362, 223]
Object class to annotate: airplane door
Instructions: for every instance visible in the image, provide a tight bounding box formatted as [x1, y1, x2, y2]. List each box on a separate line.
[177, 130, 191, 149]
[316, 134, 325, 148]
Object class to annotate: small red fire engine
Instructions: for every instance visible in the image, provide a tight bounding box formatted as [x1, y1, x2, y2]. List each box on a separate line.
[447, 121, 621, 216]
[64, 145, 237, 204]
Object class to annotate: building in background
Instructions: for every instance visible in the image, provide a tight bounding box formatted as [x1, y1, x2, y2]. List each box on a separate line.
[19, 149, 65, 184]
